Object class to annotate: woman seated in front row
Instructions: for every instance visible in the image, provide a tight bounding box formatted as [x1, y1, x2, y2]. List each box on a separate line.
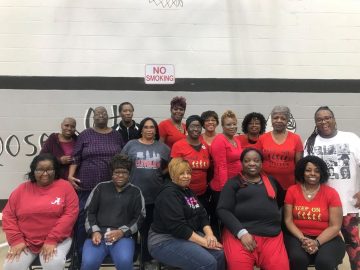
[284, 156, 345, 270]
[148, 157, 225, 270]
[217, 147, 289, 270]
[3, 153, 79, 270]
[81, 154, 145, 270]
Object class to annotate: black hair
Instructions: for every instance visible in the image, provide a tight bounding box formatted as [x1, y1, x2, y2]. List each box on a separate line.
[200, 110, 219, 127]
[138, 117, 160, 141]
[304, 106, 335, 156]
[110, 154, 132, 172]
[241, 112, 266, 134]
[27, 153, 61, 183]
[186, 115, 203, 129]
[295, 156, 329, 184]
[170, 96, 186, 110]
[119, 102, 134, 112]
[240, 147, 264, 162]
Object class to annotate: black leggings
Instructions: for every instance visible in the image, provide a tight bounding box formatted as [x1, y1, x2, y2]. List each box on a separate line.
[284, 233, 345, 270]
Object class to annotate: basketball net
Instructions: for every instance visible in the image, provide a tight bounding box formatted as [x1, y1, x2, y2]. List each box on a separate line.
[149, 0, 183, 8]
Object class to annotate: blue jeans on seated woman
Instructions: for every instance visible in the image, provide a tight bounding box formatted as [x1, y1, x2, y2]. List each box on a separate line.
[149, 238, 225, 270]
[81, 237, 134, 270]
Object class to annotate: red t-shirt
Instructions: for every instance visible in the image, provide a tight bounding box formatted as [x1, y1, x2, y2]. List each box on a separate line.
[237, 134, 260, 149]
[285, 184, 342, 236]
[258, 132, 303, 190]
[209, 134, 242, 191]
[159, 119, 187, 149]
[171, 139, 210, 195]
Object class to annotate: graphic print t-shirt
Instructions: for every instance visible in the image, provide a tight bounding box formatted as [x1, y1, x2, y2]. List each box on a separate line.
[304, 131, 360, 215]
[121, 140, 170, 204]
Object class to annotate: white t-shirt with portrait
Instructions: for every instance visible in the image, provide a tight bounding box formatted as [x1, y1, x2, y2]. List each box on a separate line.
[304, 131, 360, 215]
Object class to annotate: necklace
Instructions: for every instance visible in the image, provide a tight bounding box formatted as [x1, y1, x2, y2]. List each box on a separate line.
[301, 184, 320, 199]
[173, 121, 184, 133]
[225, 135, 237, 147]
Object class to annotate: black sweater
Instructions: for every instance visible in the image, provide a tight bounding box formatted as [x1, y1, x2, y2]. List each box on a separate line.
[217, 175, 283, 237]
[85, 181, 145, 237]
[151, 182, 210, 240]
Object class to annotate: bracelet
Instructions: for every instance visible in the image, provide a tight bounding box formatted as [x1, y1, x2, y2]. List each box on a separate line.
[315, 239, 321, 247]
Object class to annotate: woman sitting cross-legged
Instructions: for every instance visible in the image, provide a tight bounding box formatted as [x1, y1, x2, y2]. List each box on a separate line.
[81, 154, 145, 270]
[216, 148, 289, 270]
[284, 156, 345, 270]
[148, 157, 225, 270]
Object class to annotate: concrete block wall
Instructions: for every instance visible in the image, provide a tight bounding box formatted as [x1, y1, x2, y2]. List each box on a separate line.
[0, 0, 360, 78]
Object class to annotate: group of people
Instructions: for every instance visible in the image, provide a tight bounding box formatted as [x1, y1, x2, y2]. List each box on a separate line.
[2, 97, 360, 270]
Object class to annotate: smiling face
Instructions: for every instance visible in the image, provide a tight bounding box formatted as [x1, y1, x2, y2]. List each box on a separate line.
[203, 116, 218, 133]
[304, 162, 321, 186]
[120, 104, 134, 124]
[34, 160, 56, 187]
[141, 119, 156, 141]
[112, 168, 130, 189]
[247, 117, 261, 136]
[187, 120, 202, 140]
[61, 118, 76, 139]
[315, 109, 337, 138]
[170, 105, 185, 122]
[222, 117, 237, 137]
[173, 169, 192, 189]
[271, 113, 288, 133]
[241, 150, 262, 178]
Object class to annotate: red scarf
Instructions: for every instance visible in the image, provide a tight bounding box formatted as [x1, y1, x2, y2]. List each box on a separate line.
[239, 172, 276, 199]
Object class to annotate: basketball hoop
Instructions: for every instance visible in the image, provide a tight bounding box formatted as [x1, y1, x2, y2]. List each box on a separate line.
[149, 0, 183, 8]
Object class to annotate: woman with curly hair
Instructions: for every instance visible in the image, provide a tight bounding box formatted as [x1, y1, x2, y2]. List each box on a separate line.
[284, 155, 345, 270]
[159, 96, 187, 148]
[238, 112, 266, 149]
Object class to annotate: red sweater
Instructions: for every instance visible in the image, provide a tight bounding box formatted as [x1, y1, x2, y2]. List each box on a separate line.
[285, 184, 342, 236]
[159, 119, 186, 148]
[171, 139, 210, 195]
[210, 134, 242, 191]
[3, 180, 79, 253]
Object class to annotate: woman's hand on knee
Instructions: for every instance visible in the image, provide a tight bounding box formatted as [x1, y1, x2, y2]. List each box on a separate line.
[240, 233, 257, 252]
[6, 243, 28, 262]
[92, 232, 102, 245]
[40, 243, 57, 263]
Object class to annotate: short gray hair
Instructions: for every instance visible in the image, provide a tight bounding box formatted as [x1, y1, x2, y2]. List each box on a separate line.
[271, 106, 291, 120]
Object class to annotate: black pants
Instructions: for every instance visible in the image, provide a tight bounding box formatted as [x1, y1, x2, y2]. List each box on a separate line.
[139, 203, 154, 262]
[284, 233, 345, 270]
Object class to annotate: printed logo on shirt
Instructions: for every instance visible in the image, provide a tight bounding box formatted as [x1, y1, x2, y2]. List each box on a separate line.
[262, 149, 292, 168]
[135, 151, 161, 169]
[295, 205, 322, 221]
[185, 196, 200, 209]
[191, 160, 208, 169]
[51, 197, 61, 205]
[313, 143, 351, 180]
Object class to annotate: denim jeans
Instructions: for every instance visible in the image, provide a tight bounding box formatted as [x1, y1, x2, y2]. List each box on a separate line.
[81, 237, 135, 270]
[149, 238, 225, 270]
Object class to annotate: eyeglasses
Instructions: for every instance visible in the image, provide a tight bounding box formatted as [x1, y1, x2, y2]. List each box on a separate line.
[315, 116, 333, 124]
[113, 170, 129, 176]
[35, 169, 55, 175]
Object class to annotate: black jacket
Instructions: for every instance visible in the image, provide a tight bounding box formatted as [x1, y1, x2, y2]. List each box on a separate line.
[151, 181, 209, 240]
[112, 120, 140, 144]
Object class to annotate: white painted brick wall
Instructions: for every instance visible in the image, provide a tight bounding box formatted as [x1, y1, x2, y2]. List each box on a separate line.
[0, 89, 359, 199]
[0, 0, 360, 78]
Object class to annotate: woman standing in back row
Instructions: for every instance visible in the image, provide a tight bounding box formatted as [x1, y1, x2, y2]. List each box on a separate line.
[258, 106, 303, 190]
